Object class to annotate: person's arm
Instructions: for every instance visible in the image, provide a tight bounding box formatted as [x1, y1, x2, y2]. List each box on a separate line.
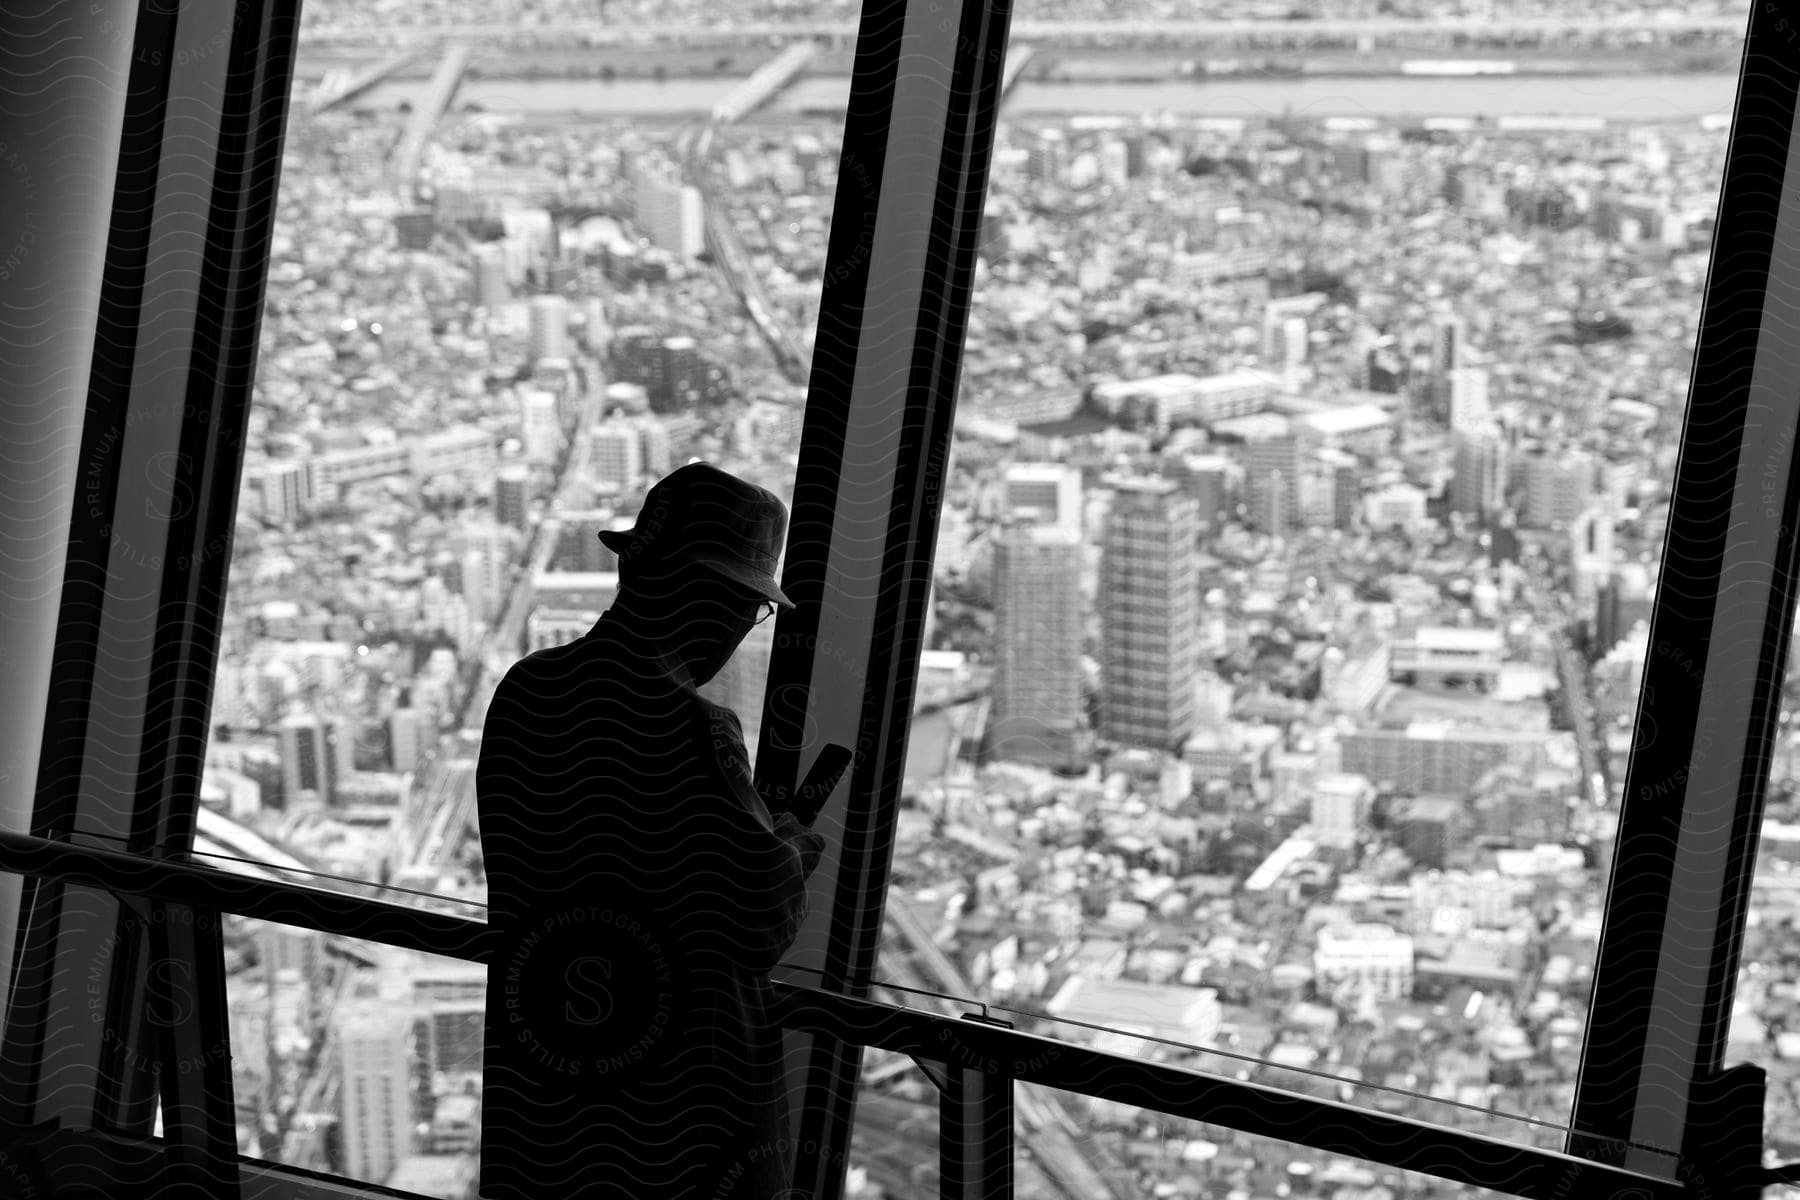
[762, 743, 854, 827]
[686, 700, 826, 974]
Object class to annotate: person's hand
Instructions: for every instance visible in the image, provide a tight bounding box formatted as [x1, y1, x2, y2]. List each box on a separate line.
[772, 811, 826, 876]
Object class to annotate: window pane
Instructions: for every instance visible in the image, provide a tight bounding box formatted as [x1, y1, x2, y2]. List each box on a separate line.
[1019, 1081, 1606, 1200]
[1016, 1008, 1576, 1157]
[1733, 696, 1800, 1159]
[891, 6, 1746, 1151]
[223, 910, 483, 1193]
[222, 10, 847, 893]
[846, 1052, 942, 1198]
[811, 994, 1653, 1200]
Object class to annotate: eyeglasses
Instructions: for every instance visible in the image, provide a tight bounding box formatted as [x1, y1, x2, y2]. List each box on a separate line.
[752, 601, 777, 626]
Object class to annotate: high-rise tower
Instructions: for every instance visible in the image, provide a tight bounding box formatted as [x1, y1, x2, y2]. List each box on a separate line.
[991, 521, 1089, 768]
[1099, 475, 1201, 753]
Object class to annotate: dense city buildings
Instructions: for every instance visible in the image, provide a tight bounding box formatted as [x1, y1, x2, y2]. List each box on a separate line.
[163, 2, 1800, 1196]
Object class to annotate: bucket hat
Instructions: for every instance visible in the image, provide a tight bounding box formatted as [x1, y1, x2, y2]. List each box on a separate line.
[598, 461, 795, 609]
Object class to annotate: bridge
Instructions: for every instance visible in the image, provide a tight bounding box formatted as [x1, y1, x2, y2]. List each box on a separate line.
[304, 49, 420, 115]
[712, 40, 818, 124]
[389, 41, 471, 200]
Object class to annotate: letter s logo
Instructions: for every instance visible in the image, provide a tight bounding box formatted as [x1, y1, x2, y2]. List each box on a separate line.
[147, 960, 197, 1027]
[766, 683, 819, 752]
[565, 957, 613, 1025]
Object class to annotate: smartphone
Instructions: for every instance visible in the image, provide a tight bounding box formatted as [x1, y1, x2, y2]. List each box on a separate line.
[789, 744, 853, 823]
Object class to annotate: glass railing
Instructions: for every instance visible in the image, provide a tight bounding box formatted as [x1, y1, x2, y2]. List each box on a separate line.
[0, 836, 1702, 1200]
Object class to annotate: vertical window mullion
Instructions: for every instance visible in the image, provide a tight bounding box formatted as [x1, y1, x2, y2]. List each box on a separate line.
[1571, 2, 1800, 1178]
[756, 0, 1012, 1197]
[0, 0, 138, 1123]
[0, 0, 294, 1147]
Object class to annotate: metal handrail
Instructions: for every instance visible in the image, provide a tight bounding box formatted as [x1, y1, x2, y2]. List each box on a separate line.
[0, 830, 489, 963]
[0, 828, 1689, 1200]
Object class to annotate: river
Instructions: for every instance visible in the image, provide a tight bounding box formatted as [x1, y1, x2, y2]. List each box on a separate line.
[357, 72, 1739, 121]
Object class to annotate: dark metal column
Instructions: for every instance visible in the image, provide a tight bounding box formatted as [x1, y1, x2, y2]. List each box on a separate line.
[1570, 0, 1800, 1177]
[755, 0, 1014, 1195]
[145, 901, 239, 1197]
[0, 0, 299, 1144]
[939, 1014, 1014, 1200]
[0, 0, 141, 1075]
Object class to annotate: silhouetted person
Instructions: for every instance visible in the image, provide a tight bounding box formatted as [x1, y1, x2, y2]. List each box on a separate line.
[479, 462, 826, 1199]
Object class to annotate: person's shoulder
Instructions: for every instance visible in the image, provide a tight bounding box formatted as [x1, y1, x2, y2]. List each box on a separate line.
[678, 691, 757, 791]
[681, 687, 745, 741]
[500, 637, 586, 687]
[497, 625, 631, 694]
[686, 685, 736, 720]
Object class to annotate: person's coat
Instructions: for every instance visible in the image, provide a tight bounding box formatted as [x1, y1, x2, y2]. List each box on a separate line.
[477, 611, 825, 1199]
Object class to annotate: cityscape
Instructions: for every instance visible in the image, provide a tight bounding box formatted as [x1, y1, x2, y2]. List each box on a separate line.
[171, 2, 1800, 1198]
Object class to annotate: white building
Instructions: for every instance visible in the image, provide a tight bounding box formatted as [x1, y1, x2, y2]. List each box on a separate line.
[1045, 976, 1222, 1049]
[1522, 449, 1597, 530]
[1314, 922, 1414, 1001]
[520, 389, 564, 466]
[529, 294, 570, 363]
[1003, 462, 1083, 536]
[389, 706, 426, 773]
[427, 1094, 480, 1155]
[198, 767, 261, 820]
[1390, 626, 1505, 688]
[309, 440, 411, 503]
[251, 459, 314, 523]
[592, 420, 644, 493]
[338, 999, 415, 1185]
[636, 415, 672, 476]
[1311, 773, 1374, 849]
[453, 523, 515, 627]
[632, 162, 706, 261]
[1570, 504, 1617, 607]
[1411, 869, 1529, 932]
[1446, 366, 1491, 432]
[386, 1154, 475, 1200]
[1291, 403, 1392, 458]
[1088, 369, 1274, 432]
[409, 425, 495, 482]
[1363, 482, 1429, 531]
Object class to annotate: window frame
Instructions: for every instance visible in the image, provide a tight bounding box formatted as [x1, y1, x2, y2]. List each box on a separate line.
[1, 0, 1795, 1194]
